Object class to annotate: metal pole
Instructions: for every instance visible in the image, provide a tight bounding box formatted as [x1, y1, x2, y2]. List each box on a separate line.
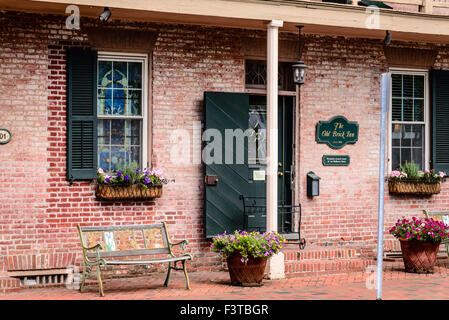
[376, 72, 391, 300]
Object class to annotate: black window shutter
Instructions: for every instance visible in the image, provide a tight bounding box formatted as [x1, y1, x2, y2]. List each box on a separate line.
[66, 48, 98, 181]
[431, 70, 449, 173]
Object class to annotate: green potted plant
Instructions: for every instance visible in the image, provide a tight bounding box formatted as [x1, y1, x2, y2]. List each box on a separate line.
[389, 217, 449, 273]
[210, 230, 286, 286]
[96, 163, 168, 201]
[388, 161, 445, 195]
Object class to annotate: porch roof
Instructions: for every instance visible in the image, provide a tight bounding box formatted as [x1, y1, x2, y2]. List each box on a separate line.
[2, 0, 449, 43]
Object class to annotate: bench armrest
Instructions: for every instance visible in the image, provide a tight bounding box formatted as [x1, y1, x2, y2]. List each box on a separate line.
[82, 243, 103, 251]
[169, 240, 189, 255]
[81, 243, 105, 266]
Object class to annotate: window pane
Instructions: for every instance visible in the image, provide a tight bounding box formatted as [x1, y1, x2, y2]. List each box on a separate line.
[412, 124, 424, 147]
[401, 124, 411, 147]
[98, 89, 112, 115]
[98, 119, 142, 171]
[414, 75, 424, 98]
[130, 146, 140, 165]
[128, 62, 142, 88]
[98, 61, 112, 87]
[401, 148, 411, 166]
[392, 147, 401, 170]
[113, 61, 127, 88]
[127, 90, 142, 116]
[98, 145, 111, 172]
[392, 124, 401, 147]
[391, 98, 402, 121]
[111, 146, 126, 171]
[392, 74, 402, 98]
[402, 99, 413, 122]
[414, 99, 424, 122]
[412, 147, 424, 171]
[248, 104, 267, 164]
[126, 120, 141, 145]
[112, 88, 126, 115]
[98, 120, 110, 145]
[111, 119, 125, 145]
[402, 75, 413, 97]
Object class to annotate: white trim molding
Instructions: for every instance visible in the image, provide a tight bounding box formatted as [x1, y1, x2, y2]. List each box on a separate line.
[97, 52, 149, 170]
[388, 68, 430, 172]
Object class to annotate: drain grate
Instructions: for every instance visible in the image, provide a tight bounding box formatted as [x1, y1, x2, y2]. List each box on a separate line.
[8, 268, 73, 287]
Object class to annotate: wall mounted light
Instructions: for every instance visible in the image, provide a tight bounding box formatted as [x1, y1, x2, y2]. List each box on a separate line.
[383, 30, 392, 45]
[99, 7, 111, 22]
[292, 25, 308, 86]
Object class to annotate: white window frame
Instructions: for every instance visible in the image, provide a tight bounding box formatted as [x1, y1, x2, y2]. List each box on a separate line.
[97, 52, 148, 170]
[388, 68, 430, 172]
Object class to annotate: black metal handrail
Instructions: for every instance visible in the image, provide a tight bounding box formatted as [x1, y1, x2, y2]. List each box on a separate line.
[239, 195, 306, 250]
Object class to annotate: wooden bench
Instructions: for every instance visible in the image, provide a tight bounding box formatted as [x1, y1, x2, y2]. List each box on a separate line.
[76, 222, 192, 296]
[423, 210, 449, 258]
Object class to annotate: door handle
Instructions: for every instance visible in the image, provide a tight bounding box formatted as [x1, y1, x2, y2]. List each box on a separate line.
[278, 172, 283, 176]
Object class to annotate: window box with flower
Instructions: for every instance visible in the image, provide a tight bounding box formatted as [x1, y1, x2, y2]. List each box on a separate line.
[95, 164, 168, 201]
[210, 230, 286, 287]
[387, 161, 446, 196]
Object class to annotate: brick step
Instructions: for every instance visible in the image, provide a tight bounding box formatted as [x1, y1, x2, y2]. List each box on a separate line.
[284, 258, 375, 278]
[282, 246, 363, 262]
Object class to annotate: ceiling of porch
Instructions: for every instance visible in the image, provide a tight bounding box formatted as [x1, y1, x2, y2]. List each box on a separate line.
[2, 0, 449, 44]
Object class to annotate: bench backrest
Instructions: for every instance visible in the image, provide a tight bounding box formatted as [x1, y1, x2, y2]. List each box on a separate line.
[77, 223, 171, 258]
[423, 210, 449, 226]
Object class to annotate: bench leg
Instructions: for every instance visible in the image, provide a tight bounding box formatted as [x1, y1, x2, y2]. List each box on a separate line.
[79, 264, 90, 293]
[96, 265, 104, 297]
[164, 262, 172, 287]
[182, 260, 190, 290]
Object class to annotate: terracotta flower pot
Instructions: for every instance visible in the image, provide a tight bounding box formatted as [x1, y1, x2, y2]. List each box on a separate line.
[399, 238, 441, 273]
[226, 251, 267, 287]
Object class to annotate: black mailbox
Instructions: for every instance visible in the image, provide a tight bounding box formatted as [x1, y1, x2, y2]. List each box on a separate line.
[307, 171, 321, 197]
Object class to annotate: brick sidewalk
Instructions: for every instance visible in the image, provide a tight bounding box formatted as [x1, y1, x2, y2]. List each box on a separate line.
[1, 260, 449, 300]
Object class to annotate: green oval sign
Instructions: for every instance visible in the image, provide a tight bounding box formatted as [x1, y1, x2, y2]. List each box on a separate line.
[316, 116, 358, 149]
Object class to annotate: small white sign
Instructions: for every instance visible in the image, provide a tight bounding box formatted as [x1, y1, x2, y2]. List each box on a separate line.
[253, 170, 266, 181]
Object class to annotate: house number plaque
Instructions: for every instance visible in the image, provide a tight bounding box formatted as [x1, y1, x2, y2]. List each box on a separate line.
[0, 129, 11, 144]
[316, 116, 358, 149]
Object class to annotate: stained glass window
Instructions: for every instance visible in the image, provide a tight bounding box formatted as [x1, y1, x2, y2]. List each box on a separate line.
[97, 56, 144, 171]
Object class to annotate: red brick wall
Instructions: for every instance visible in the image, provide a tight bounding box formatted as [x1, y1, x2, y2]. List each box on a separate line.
[298, 35, 449, 256]
[1, 10, 449, 283]
[0, 13, 50, 277]
[0, 12, 247, 275]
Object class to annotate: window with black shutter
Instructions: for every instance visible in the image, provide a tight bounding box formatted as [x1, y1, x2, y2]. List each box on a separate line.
[431, 70, 449, 173]
[66, 48, 98, 181]
[66, 49, 148, 182]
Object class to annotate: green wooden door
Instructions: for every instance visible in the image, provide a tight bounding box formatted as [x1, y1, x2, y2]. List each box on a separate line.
[204, 92, 294, 237]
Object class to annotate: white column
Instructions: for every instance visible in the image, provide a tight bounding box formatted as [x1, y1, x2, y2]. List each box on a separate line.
[266, 19, 285, 280]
